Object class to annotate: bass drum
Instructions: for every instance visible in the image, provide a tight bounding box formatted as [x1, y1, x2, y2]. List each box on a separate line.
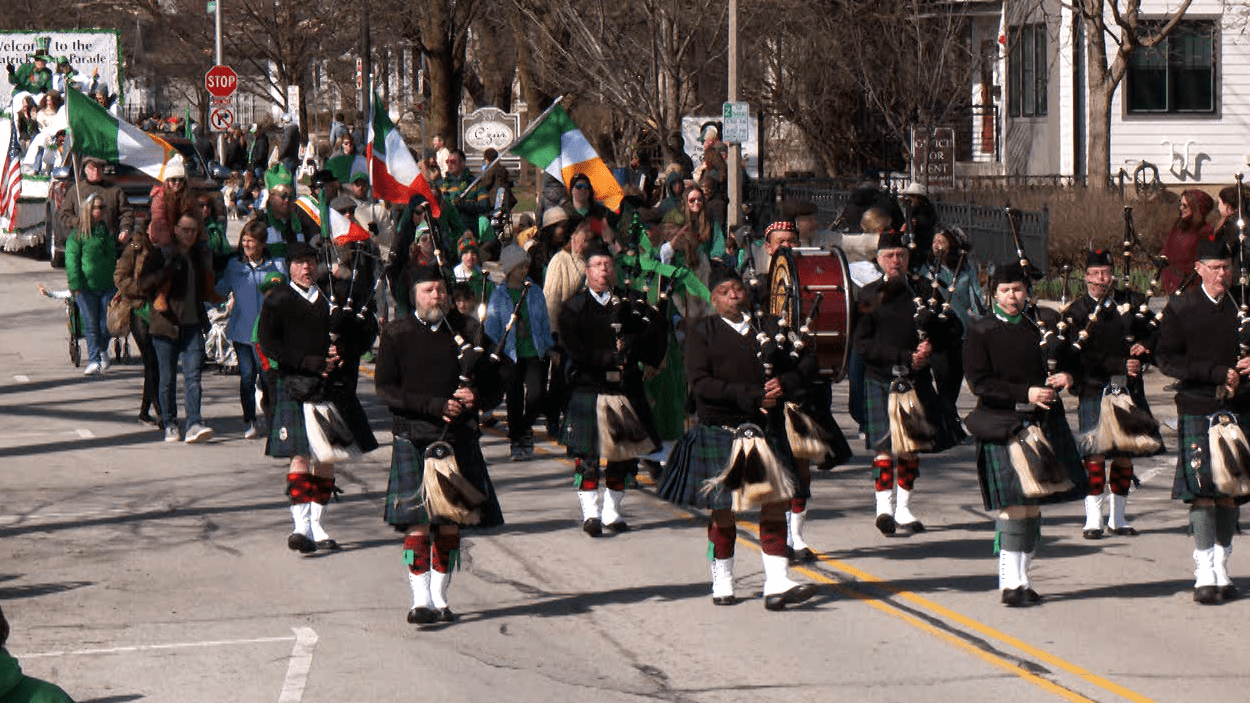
[769, 247, 853, 382]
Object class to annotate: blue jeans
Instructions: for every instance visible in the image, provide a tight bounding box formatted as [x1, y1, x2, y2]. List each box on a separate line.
[233, 341, 265, 423]
[153, 324, 205, 428]
[76, 287, 116, 365]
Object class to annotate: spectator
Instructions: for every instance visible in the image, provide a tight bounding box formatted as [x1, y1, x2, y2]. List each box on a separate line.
[662, 183, 725, 261]
[247, 123, 270, 179]
[224, 127, 248, 172]
[328, 112, 348, 155]
[432, 134, 451, 175]
[234, 170, 263, 220]
[201, 194, 233, 279]
[439, 148, 490, 237]
[147, 157, 195, 249]
[656, 166, 685, 216]
[276, 113, 301, 174]
[543, 217, 590, 339]
[0, 606, 74, 703]
[562, 173, 612, 245]
[1161, 189, 1216, 294]
[65, 193, 118, 377]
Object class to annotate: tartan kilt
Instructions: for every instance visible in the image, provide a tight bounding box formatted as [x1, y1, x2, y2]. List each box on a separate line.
[266, 377, 310, 459]
[863, 374, 965, 454]
[1173, 412, 1250, 503]
[384, 434, 505, 531]
[976, 402, 1087, 511]
[657, 423, 798, 511]
[1076, 382, 1159, 458]
[559, 385, 660, 459]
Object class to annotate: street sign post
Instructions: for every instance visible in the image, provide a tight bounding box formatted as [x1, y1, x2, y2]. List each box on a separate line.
[209, 106, 235, 133]
[204, 65, 238, 99]
[722, 101, 751, 144]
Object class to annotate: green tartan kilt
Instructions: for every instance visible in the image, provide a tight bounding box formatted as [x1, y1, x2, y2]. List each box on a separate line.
[657, 423, 798, 511]
[863, 374, 965, 453]
[1077, 381, 1157, 457]
[266, 377, 310, 459]
[977, 403, 1087, 511]
[384, 434, 505, 531]
[560, 389, 600, 457]
[1173, 412, 1250, 503]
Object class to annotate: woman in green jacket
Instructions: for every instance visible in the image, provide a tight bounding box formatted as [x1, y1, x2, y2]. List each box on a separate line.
[65, 194, 118, 377]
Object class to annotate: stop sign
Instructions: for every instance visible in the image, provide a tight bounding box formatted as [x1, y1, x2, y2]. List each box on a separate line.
[204, 65, 238, 99]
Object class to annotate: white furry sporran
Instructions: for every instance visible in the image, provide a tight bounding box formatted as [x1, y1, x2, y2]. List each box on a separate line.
[596, 393, 659, 462]
[1007, 424, 1075, 498]
[784, 402, 832, 463]
[701, 423, 796, 511]
[1207, 412, 1250, 497]
[303, 401, 360, 465]
[421, 440, 488, 525]
[887, 376, 935, 454]
[1079, 379, 1164, 457]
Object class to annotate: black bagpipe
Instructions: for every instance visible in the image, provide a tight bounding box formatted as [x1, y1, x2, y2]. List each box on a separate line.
[593, 269, 667, 463]
[420, 295, 522, 525]
[879, 272, 941, 455]
[701, 294, 797, 511]
[1208, 173, 1250, 497]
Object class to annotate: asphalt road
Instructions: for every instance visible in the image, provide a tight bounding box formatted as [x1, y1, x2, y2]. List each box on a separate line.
[2, 245, 1247, 703]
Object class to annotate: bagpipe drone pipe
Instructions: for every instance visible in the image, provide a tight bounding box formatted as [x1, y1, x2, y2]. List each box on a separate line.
[594, 270, 668, 463]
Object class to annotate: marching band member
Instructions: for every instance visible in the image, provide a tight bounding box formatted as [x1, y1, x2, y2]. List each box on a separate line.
[1156, 238, 1249, 604]
[1062, 248, 1157, 539]
[964, 261, 1087, 607]
[657, 264, 817, 609]
[558, 241, 667, 536]
[853, 230, 963, 536]
[260, 164, 319, 260]
[375, 264, 505, 623]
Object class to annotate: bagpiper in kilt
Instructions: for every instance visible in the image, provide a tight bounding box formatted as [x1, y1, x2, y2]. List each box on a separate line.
[374, 265, 505, 625]
[257, 245, 377, 556]
[656, 263, 818, 610]
[1155, 236, 1249, 605]
[1062, 248, 1159, 540]
[853, 230, 965, 537]
[557, 242, 667, 537]
[964, 261, 1087, 607]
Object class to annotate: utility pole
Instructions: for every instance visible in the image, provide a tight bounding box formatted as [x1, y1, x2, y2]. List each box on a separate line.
[727, 0, 741, 229]
[214, 0, 224, 162]
[361, 3, 371, 124]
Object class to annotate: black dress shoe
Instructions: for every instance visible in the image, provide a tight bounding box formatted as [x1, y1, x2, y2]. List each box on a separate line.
[138, 414, 160, 427]
[1021, 587, 1041, 605]
[407, 607, 439, 624]
[1001, 588, 1025, 607]
[438, 607, 457, 622]
[582, 518, 602, 537]
[875, 513, 897, 536]
[898, 520, 926, 534]
[764, 583, 817, 611]
[1083, 528, 1104, 540]
[788, 547, 815, 564]
[604, 520, 630, 533]
[1219, 585, 1239, 602]
[316, 539, 341, 551]
[640, 459, 662, 480]
[712, 595, 736, 606]
[1194, 585, 1220, 605]
[1109, 526, 1139, 536]
[287, 533, 316, 553]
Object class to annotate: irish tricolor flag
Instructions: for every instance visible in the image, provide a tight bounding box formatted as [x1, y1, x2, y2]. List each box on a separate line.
[66, 87, 177, 180]
[511, 104, 623, 211]
[294, 195, 371, 245]
[367, 93, 440, 216]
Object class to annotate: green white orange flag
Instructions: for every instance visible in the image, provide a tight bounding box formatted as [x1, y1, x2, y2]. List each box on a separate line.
[294, 195, 370, 245]
[65, 87, 177, 180]
[367, 92, 440, 216]
[510, 104, 623, 211]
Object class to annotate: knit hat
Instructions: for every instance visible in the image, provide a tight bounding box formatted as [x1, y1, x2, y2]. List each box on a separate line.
[764, 220, 795, 240]
[498, 244, 529, 275]
[162, 156, 186, 182]
[458, 234, 479, 256]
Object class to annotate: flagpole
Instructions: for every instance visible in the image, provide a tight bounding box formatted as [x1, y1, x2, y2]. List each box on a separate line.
[457, 95, 565, 198]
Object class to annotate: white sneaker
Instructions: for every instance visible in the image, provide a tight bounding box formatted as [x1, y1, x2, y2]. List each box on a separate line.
[243, 420, 262, 439]
[184, 424, 215, 443]
[164, 426, 182, 443]
[83, 362, 101, 376]
[99, 359, 111, 374]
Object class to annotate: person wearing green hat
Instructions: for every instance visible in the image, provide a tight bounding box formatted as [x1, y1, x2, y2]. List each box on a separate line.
[50, 56, 85, 95]
[6, 38, 53, 98]
[452, 234, 493, 304]
[261, 163, 318, 260]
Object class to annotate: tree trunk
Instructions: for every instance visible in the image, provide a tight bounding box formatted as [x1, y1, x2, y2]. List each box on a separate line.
[1085, 25, 1113, 192]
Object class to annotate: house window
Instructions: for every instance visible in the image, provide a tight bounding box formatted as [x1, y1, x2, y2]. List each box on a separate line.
[1008, 24, 1047, 118]
[1126, 21, 1216, 114]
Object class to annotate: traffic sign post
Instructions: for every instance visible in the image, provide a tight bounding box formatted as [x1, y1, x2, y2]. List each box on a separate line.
[722, 101, 750, 144]
[209, 106, 235, 133]
[205, 65, 238, 99]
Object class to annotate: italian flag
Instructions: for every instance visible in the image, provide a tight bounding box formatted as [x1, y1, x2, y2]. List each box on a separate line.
[294, 195, 371, 245]
[511, 104, 623, 211]
[65, 87, 177, 180]
[367, 92, 440, 216]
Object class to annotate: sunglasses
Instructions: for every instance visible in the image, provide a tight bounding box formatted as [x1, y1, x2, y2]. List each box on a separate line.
[270, 192, 290, 200]
[572, 183, 591, 190]
[688, 197, 704, 203]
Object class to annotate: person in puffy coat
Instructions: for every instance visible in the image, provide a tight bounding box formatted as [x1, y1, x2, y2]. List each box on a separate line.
[64, 193, 118, 377]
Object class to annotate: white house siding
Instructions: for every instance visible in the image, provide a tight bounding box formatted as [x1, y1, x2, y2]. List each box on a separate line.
[1001, 0, 1065, 175]
[1108, 0, 1250, 187]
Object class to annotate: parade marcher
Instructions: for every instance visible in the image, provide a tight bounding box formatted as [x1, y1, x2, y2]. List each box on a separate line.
[216, 220, 286, 438]
[146, 157, 196, 250]
[563, 173, 612, 243]
[853, 230, 964, 535]
[486, 245, 554, 460]
[661, 183, 725, 261]
[657, 264, 818, 609]
[440, 149, 490, 239]
[114, 224, 163, 428]
[375, 264, 505, 624]
[1155, 237, 1250, 604]
[64, 193, 118, 377]
[452, 235, 494, 303]
[260, 164, 319, 260]
[900, 182, 939, 271]
[558, 241, 667, 536]
[57, 155, 133, 247]
[0, 606, 75, 703]
[1062, 248, 1158, 539]
[964, 261, 1087, 606]
[258, 245, 376, 554]
[917, 227, 986, 413]
[6, 40, 53, 103]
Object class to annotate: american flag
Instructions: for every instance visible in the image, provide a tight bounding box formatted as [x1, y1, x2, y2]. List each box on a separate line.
[0, 119, 21, 225]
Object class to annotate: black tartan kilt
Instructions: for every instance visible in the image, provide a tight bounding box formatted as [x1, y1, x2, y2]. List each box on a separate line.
[1076, 382, 1160, 458]
[863, 374, 965, 453]
[657, 423, 799, 511]
[266, 377, 310, 458]
[384, 434, 505, 531]
[976, 402, 1088, 511]
[1173, 412, 1250, 504]
[559, 385, 660, 459]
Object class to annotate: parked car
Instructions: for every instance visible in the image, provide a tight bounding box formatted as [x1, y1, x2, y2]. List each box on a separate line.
[43, 136, 229, 268]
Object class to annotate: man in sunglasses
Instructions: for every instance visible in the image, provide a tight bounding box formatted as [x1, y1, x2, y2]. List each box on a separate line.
[261, 163, 318, 260]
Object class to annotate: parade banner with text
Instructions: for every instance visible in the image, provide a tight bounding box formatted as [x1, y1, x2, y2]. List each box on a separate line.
[0, 30, 122, 111]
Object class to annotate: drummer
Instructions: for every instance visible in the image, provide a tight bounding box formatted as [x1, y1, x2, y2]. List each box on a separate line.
[746, 220, 799, 305]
